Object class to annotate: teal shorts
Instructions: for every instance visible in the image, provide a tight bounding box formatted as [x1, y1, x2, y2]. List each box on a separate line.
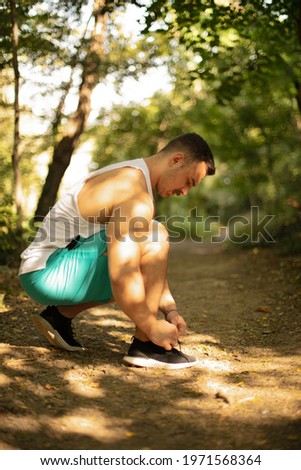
[19, 230, 112, 305]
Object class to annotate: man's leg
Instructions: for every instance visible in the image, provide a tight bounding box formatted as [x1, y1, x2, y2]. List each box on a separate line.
[56, 221, 168, 331]
[55, 221, 168, 347]
[123, 220, 198, 368]
[58, 300, 112, 318]
[30, 230, 112, 350]
[33, 300, 113, 351]
[134, 220, 169, 341]
[59, 221, 170, 335]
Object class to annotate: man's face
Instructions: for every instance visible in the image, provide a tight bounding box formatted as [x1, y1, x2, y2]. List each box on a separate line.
[156, 156, 208, 198]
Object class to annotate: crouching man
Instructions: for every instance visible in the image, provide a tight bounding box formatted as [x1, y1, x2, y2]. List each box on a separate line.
[19, 132, 215, 369]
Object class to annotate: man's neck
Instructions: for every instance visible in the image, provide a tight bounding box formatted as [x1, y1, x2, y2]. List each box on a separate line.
[144, 154, 165, 189]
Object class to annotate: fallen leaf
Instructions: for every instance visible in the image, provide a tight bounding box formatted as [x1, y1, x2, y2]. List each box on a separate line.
[256, 306, 272, 313]
[44, 383, 54, 390]
[215, 392, 230, 404]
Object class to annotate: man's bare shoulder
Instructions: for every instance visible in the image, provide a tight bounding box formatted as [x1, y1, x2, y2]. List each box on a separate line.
[83, 166, 148, 196]
[110, 167, 153, 218]
[112, 166, 149, 192]
[78, 165, 153, 221]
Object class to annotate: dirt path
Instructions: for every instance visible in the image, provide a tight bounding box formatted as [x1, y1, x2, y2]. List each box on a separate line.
[0, 242, 301, 450]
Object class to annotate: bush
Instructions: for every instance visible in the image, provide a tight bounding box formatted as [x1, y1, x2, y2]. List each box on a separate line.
[0, 207, 24, 266]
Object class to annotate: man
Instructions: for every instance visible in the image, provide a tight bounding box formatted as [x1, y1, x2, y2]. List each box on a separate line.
[19, 132, 215, 369]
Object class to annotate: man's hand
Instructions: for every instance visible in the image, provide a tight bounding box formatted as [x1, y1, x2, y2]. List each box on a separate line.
[147, 319, 179, 350]
[165, 311, 187, 337]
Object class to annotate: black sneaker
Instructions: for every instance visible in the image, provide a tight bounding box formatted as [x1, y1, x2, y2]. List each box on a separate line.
[123, 337, 198, 369]
[32, 305, 84, 352]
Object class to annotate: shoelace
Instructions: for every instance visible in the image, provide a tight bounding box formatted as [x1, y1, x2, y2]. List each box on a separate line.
[132, 336, 182, 350]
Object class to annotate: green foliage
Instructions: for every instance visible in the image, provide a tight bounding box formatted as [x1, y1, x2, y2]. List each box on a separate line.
[143, 1, 301, 108]
[0, 97, 14, 207]
[0, 1, 89, 69]
[0, 70, 47, 216]
[139, 0, 301, 252]
[0, 206, 25, 265]
[90, 67, 300, 251]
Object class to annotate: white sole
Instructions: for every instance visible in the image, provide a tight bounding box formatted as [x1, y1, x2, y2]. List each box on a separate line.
[123, 355, 198, 369]
[32, 314, 84, 352]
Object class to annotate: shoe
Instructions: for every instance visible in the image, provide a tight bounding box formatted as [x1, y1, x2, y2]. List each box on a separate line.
[123, 337, 198, 369]
[32, 305, 84, 352]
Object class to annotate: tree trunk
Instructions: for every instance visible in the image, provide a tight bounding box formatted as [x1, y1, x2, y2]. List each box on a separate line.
[296, 0, 301, 115]
[51, 13, 93, 139]
[298, 0, 301, 45]
[295, 81, 301, 115]
[10, 0, 23, 231]
[293, 0, 301, 132]
[35, 0, 106, 220]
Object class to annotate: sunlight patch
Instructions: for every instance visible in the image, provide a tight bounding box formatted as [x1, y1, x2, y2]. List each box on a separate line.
[3, 358, 35, 372]
[65, 369, 106, 398]
[0, 344, 12, 354]
[0, 373, 12, 386]
[86, 318, 132, 329]
[49, 408, 131, 442]
[201, 358, 233, 372]
[0, 414, 40, 432]
[187, 334, 221, 345]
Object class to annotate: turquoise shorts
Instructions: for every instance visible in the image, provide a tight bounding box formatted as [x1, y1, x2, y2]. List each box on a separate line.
[19, 230, 112, 305]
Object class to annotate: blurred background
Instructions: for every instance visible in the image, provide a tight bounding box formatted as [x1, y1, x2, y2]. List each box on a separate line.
[1, 0, 300, 264]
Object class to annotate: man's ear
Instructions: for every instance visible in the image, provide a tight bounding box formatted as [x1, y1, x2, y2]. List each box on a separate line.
[169, 153, 185, 168]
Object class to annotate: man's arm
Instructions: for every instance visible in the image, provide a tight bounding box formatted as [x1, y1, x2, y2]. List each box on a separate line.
[106, 197, 178, 350]
[159, 279, 187, 336]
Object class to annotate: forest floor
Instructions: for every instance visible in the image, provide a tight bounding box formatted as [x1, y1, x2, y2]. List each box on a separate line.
[0, 241, 301, 450]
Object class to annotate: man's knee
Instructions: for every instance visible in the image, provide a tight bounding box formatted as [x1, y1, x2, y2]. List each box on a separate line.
[145, 220, 169, 256]
[140, 221, 169, 258]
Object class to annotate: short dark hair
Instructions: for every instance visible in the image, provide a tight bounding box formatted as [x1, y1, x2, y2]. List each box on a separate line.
[159, 132, 215, 175]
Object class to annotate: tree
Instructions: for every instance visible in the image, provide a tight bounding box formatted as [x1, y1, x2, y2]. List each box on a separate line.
[144, 1, 301, 114]
[34, 0, 107, 219]
[9, 0, 23, 230]
[33, 0, 169, 218]
[1, 0, 91, 217]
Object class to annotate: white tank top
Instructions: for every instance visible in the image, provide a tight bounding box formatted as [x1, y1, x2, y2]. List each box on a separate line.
[19, 158, 153, 275]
